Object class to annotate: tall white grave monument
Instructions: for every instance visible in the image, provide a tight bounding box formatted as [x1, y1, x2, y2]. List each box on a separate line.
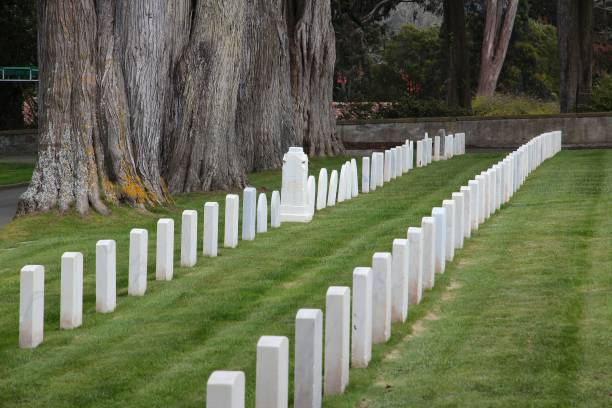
[280, 147, 313, 223]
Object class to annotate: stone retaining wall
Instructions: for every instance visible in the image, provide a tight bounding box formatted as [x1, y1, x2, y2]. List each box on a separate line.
[337, 112, 612, 150]
[0, 129, 38, 156]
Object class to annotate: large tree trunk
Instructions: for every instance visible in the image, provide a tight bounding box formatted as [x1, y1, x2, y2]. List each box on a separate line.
[287, 0, 343, 156]
[163, 0, 295, 193]
[18, 0, 107, 215]
[20, 0, 297, 215]
[442, 0, 471, 110]
[558, 0, 593, 112]
[476, 0, 519, 97]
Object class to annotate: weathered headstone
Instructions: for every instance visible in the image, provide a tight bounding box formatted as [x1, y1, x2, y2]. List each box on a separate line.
[156, 219, 174, 280]
[460, 186, 472, 239]
[452, 192, 465, 249]
[351, 267, 372, 368]
[434, 136, 441, 161]
[372, 252, 392, 343]
[317, 168, 328, 210]
[181, 210, 197, 266]
[475, 174, 486, 224]
[383, 150, 391, 182]
[362, 158, 370, 193]
[129, 228, 148, 295]
[391, 239, 409, 323]
[242, 187, 257, 239]
[442, 200, 455, 261]
[351, 159, 359, 197]
[337, 164, 347, 203]
[256, 194, 268, 235]
[256, 336, 288, 408]
[390, 148, 397, 179]
[19, 265, 44, 348]
[307, 175, 316, 215]
[376, 152, 385, 186]
[225, 194, 240, 247]
[271, 191, 281, 229]
[324, 286, 350, 395]
[294, 308, 323, 408]
[327, 170, 338, 207]
[431, 208, 446, 274]
[61, 252, 83, 330]
[421, 217, 436, 289]
[416, 140, 424, 167]
[407, 227, 423, 304]
[204, 202, 219, 256]
[96, 240, 116, 312]
[369, 154, 377, 191]
[207, 371, 245, 408]
[468, 180, 480, 230]
[280, 147, 312, 222]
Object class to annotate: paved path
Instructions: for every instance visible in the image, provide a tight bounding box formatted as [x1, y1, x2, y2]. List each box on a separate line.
[0, 186, 26, 228]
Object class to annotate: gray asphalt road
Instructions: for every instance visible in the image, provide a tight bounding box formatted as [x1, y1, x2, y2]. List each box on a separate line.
[0, 186, 27, 228]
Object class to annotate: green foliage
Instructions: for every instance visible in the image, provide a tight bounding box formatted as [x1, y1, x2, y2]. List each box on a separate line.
[0, 162, 34, 186]
[585, 74, 612, 111]
[472, 93, 559, 116]
[498, 20, 559, 100]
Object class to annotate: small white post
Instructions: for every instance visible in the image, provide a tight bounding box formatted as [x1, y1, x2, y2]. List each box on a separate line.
[242, 187, 256, 240]
[351, 158, 359, 197]
[431, 208, 446, 274]
[362, 157, 370, 193]
[372, 252, 392, 343]
[351, 267, 372, 368]
[256, 336, 289, 408]
[156, 219, 174, 280]
[327, 170, 338, 207]
[442, 200, 455, 261]
[307, 175, 316, 214]
[421, 217, 436, 289]
[460, 186, 472, 239]
[60, 252, 83, 329]
[324, 286, 350, 395]
[256, 193, 268, 234]
[206, 371, 245, 408]
[407, 227, 423, 304]
[391, 239, 409, 323]
[19, 265, 44, 348]
[294, 309, 323, 408]
[452, 192, 465, 249]
[434, 136, 441, 161]
[317, 168, 328, 210]
[468, 180, 480, 231]
[369, 154, 377, 192]
[204, 202, 219, 256]
[181, 210, 197, 267]
[271, 191, 281, 228]
[383, 150, 391, 182]
[96, 240, 116, 312]
[129, 228, 148, 295]
[224, 194, 239, 247]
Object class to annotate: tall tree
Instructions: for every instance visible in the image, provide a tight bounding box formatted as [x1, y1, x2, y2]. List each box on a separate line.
[287, 0, 343, 156]
[476, 0, 519, 96]
[558, 0, 594, 112]
[19, 0, 297, 215]
[442, 0, 471, 109]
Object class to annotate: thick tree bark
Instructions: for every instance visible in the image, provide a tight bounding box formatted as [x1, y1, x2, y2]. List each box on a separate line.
[476, 0, 519, 97]
[20, 0, 298, 215]
[442, 0, 471, 110]
[287, 0, 343, 156]
[558, 0, 593, 112]
[18, 0, 107, 215]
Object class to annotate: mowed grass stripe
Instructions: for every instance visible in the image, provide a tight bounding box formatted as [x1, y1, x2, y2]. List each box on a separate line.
[326, 149, 611, 407]
[0, 154, 502, 407]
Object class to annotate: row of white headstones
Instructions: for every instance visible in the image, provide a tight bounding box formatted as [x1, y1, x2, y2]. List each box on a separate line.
[205, 131, 561, 408]
[17, 131, 466, 350]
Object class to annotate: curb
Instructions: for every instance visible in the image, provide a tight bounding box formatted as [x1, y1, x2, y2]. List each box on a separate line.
[0, 182, 29, 191]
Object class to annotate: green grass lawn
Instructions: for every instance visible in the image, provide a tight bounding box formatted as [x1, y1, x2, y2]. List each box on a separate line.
[0, 151, 609, 407]
[0, 162, 34, 186]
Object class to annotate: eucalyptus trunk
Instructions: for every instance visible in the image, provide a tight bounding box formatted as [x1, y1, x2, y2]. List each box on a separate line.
[476, 0, 519, 97]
